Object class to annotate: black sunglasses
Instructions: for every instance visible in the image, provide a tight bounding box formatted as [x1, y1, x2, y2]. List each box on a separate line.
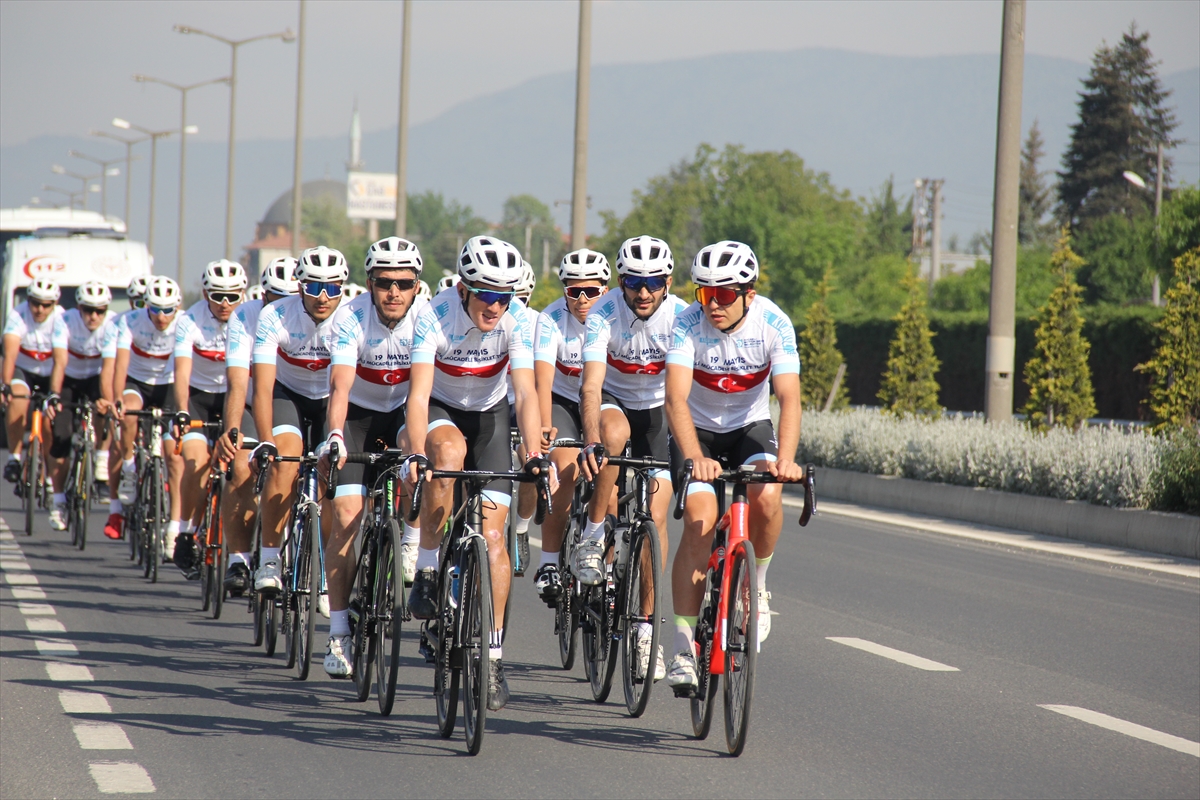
[79, 305, 108, 315]
[372, 277, 418, 292]
[621, 275, 668, 293]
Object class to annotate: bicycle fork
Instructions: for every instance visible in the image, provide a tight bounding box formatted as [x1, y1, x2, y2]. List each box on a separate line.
[708, 497, 749, 677]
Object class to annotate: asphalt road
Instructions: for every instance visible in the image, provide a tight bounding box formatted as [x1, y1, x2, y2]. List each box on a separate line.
[2, 483, 1198, 799]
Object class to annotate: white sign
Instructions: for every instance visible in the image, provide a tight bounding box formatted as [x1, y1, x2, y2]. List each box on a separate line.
[346, 171, 397, 220]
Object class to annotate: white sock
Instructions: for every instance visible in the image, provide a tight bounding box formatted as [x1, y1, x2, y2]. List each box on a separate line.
[53, 492, 66, 505]
[637, 621, 653, 640]
[755, 554, 772, 593]
[329, 609, 351, 637]
[674, 615, 697, 656]
[539, 549, 558, 567]
[584, 517, 605, 541]
[416, 546, 440, 571]
[122, 457, 135, 473]
[401, 522, 421, 546]
[167, 520, 180, 536]
[261, 547, 281, 563]
[229, 552, 251, 568]
[109, 499, 122, 514]
[514, 514, 532, 535]
[180, 519, 194, 534]
[489, 629, 503, 660]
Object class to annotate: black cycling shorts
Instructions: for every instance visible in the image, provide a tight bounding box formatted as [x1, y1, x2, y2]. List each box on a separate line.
[180, 389, 224, 446]
[674, 419, 779, 499]
[550, 392, 582, 444]
[336, 402, 406, 497]
[600, 390, 675, 481]
[11, 367, 51, 395]
[51, 375, 102, 458]
[428, 397, 512, 508]
[123, 378, 177, 413]
[271, 382, 327, 453]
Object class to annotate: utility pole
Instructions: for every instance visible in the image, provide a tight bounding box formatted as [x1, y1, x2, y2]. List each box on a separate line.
[524, 224, 533, 263]
[985, 0, 1025, 422]
[290, 0, 307, 256]
[911, 178, 928, 259]
[1153, 141, 1163, 307]
[394, 0, 412, 238]
[542, 237, 550, 278]
[569, 0, 592, 250]
[929, 179, 943, 297]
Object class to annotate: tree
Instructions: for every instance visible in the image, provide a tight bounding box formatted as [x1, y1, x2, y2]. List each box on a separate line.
[1022, 231, 1097, 429]
[1057, 25, 1178, 228]
[1156, 185, 1200, 281]
[1073, 212, 1154, 304]
[878, 270, 941, 415]
[406, 191, 488, 280]
[798, 270, 848, 411]
[863, 176, 911, 258]
[1137, 247, 1200, 430]
[1019, 120, 1054, 245]
[302, 197, 368, 283]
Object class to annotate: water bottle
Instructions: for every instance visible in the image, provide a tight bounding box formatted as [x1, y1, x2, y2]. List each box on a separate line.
[449, 565, 460, 609]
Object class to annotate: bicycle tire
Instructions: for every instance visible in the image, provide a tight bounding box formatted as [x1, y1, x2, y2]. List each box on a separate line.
[211, 516, 226, 620]
[251, 519, 265, 647]
[150, 460, 165, 584]
[723, 540, 757, 756]
[294, 502, 320, 680]
[375, 519, 405, 716]
[582, 580, 618, 703]
[76, 446, 92, 551]
[556, 515, 581, 670]
[129, 481, 141, 562]
[67, 452, 81, 548]
[690, 562, 720, 740]
[24, 437, 38, 536]
[621, 519, 661, 718]
[263, 595, 280, 657]
[462, 535, 491, 755]
[282, 522, 298, 669]
[253, 588, 265, 647]
[434, 535, 460, 739]
[351, 523, 377, 703]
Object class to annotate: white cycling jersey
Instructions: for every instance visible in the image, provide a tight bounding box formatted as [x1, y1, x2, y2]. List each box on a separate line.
[666, 297, 800, 433]
[2, 302, 68, 377]
[251, 294, 339, 398]
[101, 309, 138, 360]
[62, 308, 115, 380]
[116, 309, 177, 386]
[582, 289, 689, 410]
[330, 293, 426, 413]
[411, 288, 534, 412]
[506, 299, 539, 405]
[224, 299, 263, 405]
[174, 301, 229, 393]
[535, 296, 588, 402]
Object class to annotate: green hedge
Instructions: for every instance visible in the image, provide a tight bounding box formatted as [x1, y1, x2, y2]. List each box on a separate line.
[825, 305, 1162, 420]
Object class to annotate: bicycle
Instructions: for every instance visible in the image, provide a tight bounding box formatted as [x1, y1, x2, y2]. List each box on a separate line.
[124, 408, 172, 584]
[413, 458, 551, 755]
[187, 421, 238, 619]
[328, 445, 411, 715]
[504, 429, 531, 580]
[63, 401, 100, 550]
[675, 460, 817, 756]
[14, 391, 54, 537]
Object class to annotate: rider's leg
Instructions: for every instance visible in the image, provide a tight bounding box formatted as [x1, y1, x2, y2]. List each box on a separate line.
[179, 437, 209, 529]
[326, 492, 364, 614]
[482, 498, 511, 639]
[541, 447, 577, 556]
[671, 487, 718, 655]
[260, 431, 302, 549]
[163, 435, 185, 552]
[417, 425, 465, 553]
[586, 407, 630, 527]
[5, 390, 29, 462]
[222, 447, 256, 556]
[119, 390, 142, 461]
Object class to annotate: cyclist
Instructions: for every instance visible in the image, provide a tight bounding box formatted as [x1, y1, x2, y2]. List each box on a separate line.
[101, 275, 150, 540]
[214, 257, 298, 596]
[404, 235, 546, 711]
[50, 281, 117, 529]
[170, 260, 248, 577]
[663, 241, 802, 694]
[2, 277, 68, 515]
[249, 246, 346, 596]
[320, 237, 426, 678]
[113, 276, 184, 554]
[531, 248, 610, 604]
[578, 235, 689, 683]
[416, 279, 432, 303]
[436, 273, 459, 293]
[507, 261, 540, 576]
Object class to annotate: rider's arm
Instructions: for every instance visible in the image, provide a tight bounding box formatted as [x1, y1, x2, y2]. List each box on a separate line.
[405, 362, 434, 458]
[771, 372, 803, 479]
[49, 347, 67, 395]
[250, 362, 276, 448]
[173, 357, 193, 412]
[222, 368, 248, 432]
[99, 357, 115, 406]
[512, 367, 541, 458]
[664, 363, 703, 462]
[326, 364, 354, 445]
[534, 361, 555, 440]
[1, 333, 18, 386]
[113, 348, 130, 401]
[579, 360, 606, 446]
[325, 310, 360, 451]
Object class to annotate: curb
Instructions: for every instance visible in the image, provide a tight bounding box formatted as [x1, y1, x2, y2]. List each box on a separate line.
[795, 467, 1200, 560]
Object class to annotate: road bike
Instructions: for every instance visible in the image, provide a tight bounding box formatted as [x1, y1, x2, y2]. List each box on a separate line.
[12, 390, 54, 537]
[124, 409, 172, 583]
[675, 460, 817, 755]
[63, 401, 100, 550]
[188, 422, 240, 619]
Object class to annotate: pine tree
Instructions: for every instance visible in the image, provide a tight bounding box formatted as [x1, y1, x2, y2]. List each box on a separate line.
[1019, 120, 1054, 245]
[1137, 247, 1200, 431]
[799, 270, 848, 411]
[1057, 25, 1178, 228]
[878, 270, 941, 415]
[864, 176, 911, 258]
[1022, 231, 1097, 429]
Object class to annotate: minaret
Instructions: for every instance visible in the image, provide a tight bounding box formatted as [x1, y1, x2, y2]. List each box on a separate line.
[347, 97, 364, 172]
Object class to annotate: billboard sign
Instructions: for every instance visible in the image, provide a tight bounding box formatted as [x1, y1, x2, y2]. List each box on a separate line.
[346, 171, 397, 220]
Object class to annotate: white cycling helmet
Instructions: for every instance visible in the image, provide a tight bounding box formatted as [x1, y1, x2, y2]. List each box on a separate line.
[27, 277, 61, 303]
[261, 256, 299, 295]
[247, 285, 265, 301]
[457, 236, 523, 289]
[127, 275, 150, 301]
[296, 246, 349, 283]
[416, 280, 432, 302]
[202, 259, 249, 292]
[342, 282, 367, 299]
[559, 248, 611, 283]
[145, 276, 182, 309]
[436, 273, 460, 293]
[616, 236, 673, 278]
[515, 261, 536, 298]
[692, 241, 760, 287]
[366, 237, 423, 274]
[75, 281, 112, 308]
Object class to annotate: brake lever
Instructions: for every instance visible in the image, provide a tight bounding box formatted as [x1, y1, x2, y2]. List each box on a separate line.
[673, 459, 693, 520]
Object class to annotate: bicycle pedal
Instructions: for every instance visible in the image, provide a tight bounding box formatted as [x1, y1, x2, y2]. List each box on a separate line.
[671, 684, 698, 699]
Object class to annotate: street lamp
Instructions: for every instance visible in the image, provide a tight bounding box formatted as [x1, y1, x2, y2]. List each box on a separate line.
[1122, 143, 1165, 306]
[43, 185, 84, 209]
[50, 165, 102, 210]
[132, 73, 229, 281]
[174, 23, 295, 260]
[68, 150, 123, 218]
[90, 130, 146, 231]
[113, 118, 192, 258]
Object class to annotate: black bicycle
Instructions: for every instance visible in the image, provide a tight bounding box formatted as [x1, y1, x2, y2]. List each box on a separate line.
[125, 408, 171, 584]
[63, 401, 100, 550]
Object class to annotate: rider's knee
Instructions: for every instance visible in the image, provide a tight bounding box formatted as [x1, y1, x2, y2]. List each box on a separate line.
[429, 435, 466, 469]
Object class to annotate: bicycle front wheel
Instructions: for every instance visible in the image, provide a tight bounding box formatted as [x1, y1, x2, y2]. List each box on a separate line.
[461, 535, 492, 756]
[691, 564, 720, 740]
[148, 461, 164, 584]
[24, 439, 38, 536]
[375, 519, 405, 716]
[556, 515, 582, 670]
[351, 528, 377, 703]
[293, 502, 320, 680]
[76, 447, 92, 551]
[434, 546, 460, 739]
[723, 540, 758, 756]
[621, 520, 661, 718]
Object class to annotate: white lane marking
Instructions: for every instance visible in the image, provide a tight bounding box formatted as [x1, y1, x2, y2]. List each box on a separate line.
[0, 531, 13, 540]
[88, 762, 156, 794]
[787, 497, 1200, 580]
[0, 542, 20, 549]
[18, 601, 55, 615]
[46, 663, 94, 682]
[36, 639, 79, 655]
[1039, 705, 1200, 757]
[25, 618, 65, 633]
[59, 691, 112, 714]
[826, 636, 960, 671]
[0, 558, 31, 570]
[3, 572, 38, 585]
[10, 586, 46, 600]
[73, 723, 134, 750]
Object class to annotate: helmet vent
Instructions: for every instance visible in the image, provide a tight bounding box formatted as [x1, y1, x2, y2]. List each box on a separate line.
[485, 250, 499, 268]
[631, 245, 642, 260]
[718, 252, 732, 267]
[649, 246, 660, 260]
[700, 251, 710, 267]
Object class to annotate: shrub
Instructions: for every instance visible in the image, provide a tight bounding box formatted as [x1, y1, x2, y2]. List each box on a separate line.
[877, 271, 941, 414]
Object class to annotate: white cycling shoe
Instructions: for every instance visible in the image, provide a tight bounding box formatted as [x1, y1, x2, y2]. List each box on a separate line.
[758, 589, 772, 644]
[254, 560, 282, 592]
[116, 468, 138, 504]
[49, 503, 69, 531]
[323, 634, 353, 679]
[399, 541, 418, 584]
[317, 593, 330, 619]
[667, 651, 699, 693]
[573, 538, 605, 586]
[93, 450, 109, 483]
[636, 627, 666, 682]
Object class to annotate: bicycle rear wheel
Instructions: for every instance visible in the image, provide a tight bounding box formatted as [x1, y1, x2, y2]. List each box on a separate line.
[375, 519, 405, 716]
[461, 535, 491, 755]
[582, 579, 618, 703]
[292, 502, 320, 680]
[556, 515, 582, 670]
[76, 448, 92, 551]
[621, 520, 661, 718]
[210, 517, 226, 620]
[282, 524, 298, 669]
[690, 564, 720, 739]
[723, 540, 757, 756]
[67, 455, 81, 548]
[263, 595, 280, 657]
[434, 547, 460, 738]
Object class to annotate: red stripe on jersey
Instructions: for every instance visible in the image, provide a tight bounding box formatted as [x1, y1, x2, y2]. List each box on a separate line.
[193, 345, 226, 362]
[277, 347, 330, 372]
[692, 365, 771, 393]
[18, 346, 52, 361]
[606, 353, 664, 375]
[131, 342, 170, 360]
[556, 360, 581, 377]
[356, 364, 411, 386]
[435, 354, 508, 379]
[68, 349, 101, 359]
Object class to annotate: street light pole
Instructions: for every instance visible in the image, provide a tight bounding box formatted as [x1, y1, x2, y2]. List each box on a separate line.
[67, 150, 123, 219]
[174, 24, 295, 260]
[291, 0, 308, 257]
[50, 165, 102, 210]
[132, 73, 229, 282]
[394, 0, 412, 237]
[569, 0, 592, 250]
[113, 119, 184, 259]
[90, 131, 145, 232]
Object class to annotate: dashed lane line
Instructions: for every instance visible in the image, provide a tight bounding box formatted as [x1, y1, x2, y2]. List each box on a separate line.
[1039, 705, 1200, 758]
[59, 691, 113, 714]
[826, 636, 961, 671]
[25, 617, 66, 633]
[3, 572, 38, 584]
[45, 663, 94, 682]
[17, 601, 55, 615]
[73, 723, 134, 750]
[36, 639, 80, 655]
[11, 586, 46, 599]
[88, 762, 156, 794]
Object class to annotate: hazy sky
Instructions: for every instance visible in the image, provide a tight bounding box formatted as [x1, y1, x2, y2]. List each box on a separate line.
[2, 0, 1197, 149]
